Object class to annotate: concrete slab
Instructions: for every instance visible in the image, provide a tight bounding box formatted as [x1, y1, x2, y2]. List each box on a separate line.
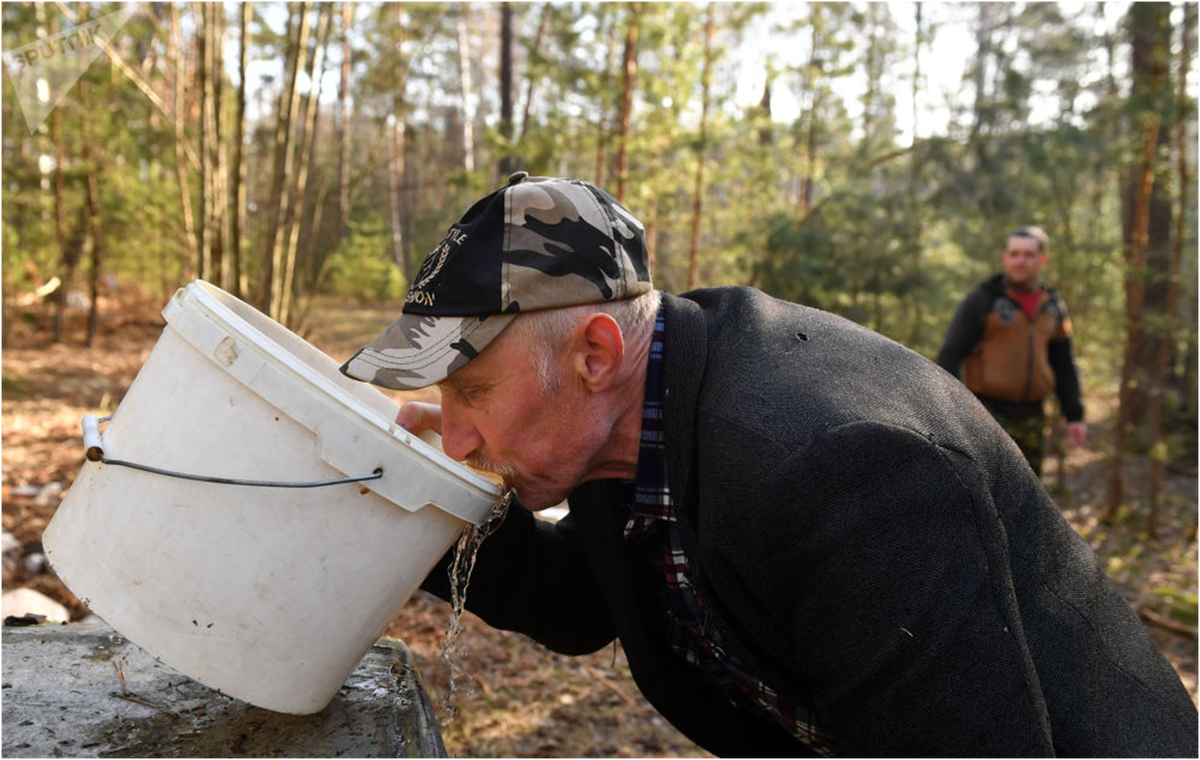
[2, 619, 445, 758]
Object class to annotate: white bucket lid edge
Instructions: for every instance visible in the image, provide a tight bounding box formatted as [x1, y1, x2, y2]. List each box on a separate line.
[161, 281, 502, 521]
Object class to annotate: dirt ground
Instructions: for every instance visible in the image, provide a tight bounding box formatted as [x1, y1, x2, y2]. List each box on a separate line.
[2, 294, 1196, 758]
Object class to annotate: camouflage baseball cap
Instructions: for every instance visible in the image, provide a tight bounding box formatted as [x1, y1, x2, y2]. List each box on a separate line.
[339, 173, 651, 390]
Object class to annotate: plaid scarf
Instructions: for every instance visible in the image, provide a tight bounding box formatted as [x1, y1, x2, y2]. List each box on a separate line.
[624, 305, 837, 756]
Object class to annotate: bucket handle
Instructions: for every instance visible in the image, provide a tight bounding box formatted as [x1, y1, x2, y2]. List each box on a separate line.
[81, 414, 383, 489]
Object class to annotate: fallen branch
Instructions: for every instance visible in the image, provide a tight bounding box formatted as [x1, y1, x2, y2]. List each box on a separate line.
[578, 661, 638, 709]
[1139, 608, 1198, 637]
[109, 690, 180, 718]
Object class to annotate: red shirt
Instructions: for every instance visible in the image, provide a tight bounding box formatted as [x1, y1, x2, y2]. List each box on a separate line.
[1008, 287, 1041, 322]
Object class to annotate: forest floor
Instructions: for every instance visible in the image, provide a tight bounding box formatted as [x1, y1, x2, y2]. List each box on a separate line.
[2, 293, 1196, 758]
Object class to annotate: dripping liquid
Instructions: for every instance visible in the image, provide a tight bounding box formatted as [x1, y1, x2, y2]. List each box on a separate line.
[438, 490, 511, 723]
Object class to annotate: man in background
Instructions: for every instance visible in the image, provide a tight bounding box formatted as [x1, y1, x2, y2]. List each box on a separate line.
[937, 226, 1087, 475]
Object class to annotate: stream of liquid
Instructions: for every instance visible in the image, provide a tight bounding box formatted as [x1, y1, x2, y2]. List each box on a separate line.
[437, 490, 511, 723]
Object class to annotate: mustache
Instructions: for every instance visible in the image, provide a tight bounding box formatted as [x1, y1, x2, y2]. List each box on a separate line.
[466, 452, 520, 486]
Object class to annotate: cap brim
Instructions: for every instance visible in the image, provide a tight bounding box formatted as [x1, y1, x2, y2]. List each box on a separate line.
[339, 312, 516, 390]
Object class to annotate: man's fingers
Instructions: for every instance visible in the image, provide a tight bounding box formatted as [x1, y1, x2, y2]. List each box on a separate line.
[396, 402, 443, 435]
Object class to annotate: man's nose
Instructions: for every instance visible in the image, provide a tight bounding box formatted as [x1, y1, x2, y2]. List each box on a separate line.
[439, 407, 484, 462]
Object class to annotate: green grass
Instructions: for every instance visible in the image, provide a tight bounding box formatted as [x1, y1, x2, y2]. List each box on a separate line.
[1151, 586, 1199, 626]
[2, 374, 32, 399]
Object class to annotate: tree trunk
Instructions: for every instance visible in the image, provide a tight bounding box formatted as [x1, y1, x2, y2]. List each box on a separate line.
[198, 1, 226, 287]
[79, 78, 103, 346]
[861, 4, 879, 154]
[687, 4, 715, 291]
[280, 3, 331, 327]
[1108, 112, 1163, 522]
[196, 1, 210, 281]
[971, 3, 992, 141]
[757, 71, 773, 146]
[169, 3, 198, 280]
[41, 7, 65, 342]
[1107, 2, 1171, 524]
[230, 1, 250, 298]
[594, 11, 616, 187]
[519, 4, 551, 142]
[51, 86, 73, 343]
[498, 2, 516, 177]
[616, 2, 640, 203]
[338, 2, 353, 238]
[906, 1, 923, 347]
[391, 121, 410, 275]
[911, 2, 921, 144]
[798, 24, 822, 215]
[390, 4, 410, 282]
[1146, 2, 1193, 536]
[264, 2, 312, 319]
[457, 12, 476, 174]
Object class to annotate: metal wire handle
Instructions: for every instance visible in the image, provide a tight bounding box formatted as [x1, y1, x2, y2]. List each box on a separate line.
[82, 414, 384, 489]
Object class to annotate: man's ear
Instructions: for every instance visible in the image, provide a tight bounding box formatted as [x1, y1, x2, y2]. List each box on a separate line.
[572, 313, 625, 392]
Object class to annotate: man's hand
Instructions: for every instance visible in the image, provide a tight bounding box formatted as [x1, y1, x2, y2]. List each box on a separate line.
[1066, 421, 1088, 448]
[396, 401, 443, 436]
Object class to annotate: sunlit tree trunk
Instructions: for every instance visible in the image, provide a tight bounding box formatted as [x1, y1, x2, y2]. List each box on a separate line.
[49, 0, 68, 338]
[498, 3, 516, 177]
[1146, 2, 1193, 536]
[51, 60, 73, 343]
[861, 3, 879, 155]
[230, 1, 250, 298]
[390, 4, 411, 282]
[457, 11, 475, 174]
[1108, 113, 1162, 523]
[169, 3, 198, 280]
[757, 72, 773, 146]
[280, 4, 330, 326]
[519, 4, 551, 142]
[265, 2, 312, 318]
[971, 3, 992, 143]
[798, 24, 822, 215]
[906, 1, 924, 347]
[1108, 2, 1171, 526]
[198, 1, 227, 286]
[338, 2, 353, 238]
[616, 2, 640, 203]
[79, 78, 103, 346]
[594, 11, 617, 187]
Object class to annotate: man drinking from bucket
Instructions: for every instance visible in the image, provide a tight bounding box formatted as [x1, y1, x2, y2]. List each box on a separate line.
[341, 174, 1197, 757]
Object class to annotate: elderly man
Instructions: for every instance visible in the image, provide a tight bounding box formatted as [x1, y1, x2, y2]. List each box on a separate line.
[342, 174, 1196, 757]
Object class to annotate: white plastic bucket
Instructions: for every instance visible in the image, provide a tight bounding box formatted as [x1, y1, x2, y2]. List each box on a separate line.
[43, 280, 501, 714]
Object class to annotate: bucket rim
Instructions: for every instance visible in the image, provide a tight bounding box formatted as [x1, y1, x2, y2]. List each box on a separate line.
[174, 280, 502, 499]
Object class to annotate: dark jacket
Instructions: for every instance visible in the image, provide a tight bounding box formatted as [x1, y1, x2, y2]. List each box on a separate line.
[424, 287, 1195, 757]
[937, 274, 1084, 421]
